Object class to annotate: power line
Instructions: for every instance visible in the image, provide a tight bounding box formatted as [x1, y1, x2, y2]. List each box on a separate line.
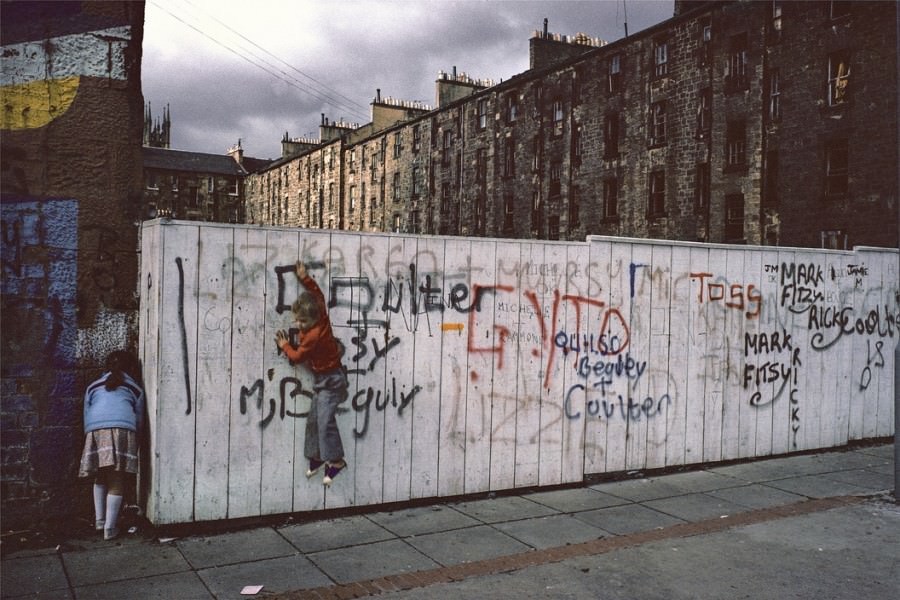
[179, 0, 368, 115]
[148, 1, 370, 123]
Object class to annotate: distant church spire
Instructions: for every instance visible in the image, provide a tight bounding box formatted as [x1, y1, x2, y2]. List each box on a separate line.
[143, 102, 171, 148]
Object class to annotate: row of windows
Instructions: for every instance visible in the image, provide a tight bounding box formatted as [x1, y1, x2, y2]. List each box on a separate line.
[146, 173, 238, 196]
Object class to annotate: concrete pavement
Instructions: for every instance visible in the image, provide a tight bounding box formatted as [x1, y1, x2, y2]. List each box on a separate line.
[2, 442, 896, 599]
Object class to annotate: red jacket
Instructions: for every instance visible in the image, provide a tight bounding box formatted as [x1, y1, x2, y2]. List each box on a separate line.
[282, 274, 343, 373]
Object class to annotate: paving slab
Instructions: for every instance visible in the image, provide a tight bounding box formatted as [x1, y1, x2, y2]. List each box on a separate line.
[175, 527, 297, 569]
[704, 483, 807, 510]
[71, 571, 212, 600]
[365, 504, 481, 537]
[590, 477, 687, 502]
[573, 503, 685, 535]
[278, 515, 395, 553]
[403, 524, 531, 566]
[855, 444, 895, 459]
[493, 513, 610, 549]
[1, 554, 70, 598]
[450, 495, 558, 523]
[62, 543, 191, 587]
[762, 474, 873, 498]
[196, 553, 332, 599]
[524, 487, 627, 512]
[307, 538, 438, 584]
[820, 468, 894, 492]
[663, 469, 749, 493]
[812, 450, 892, 472]
[643, 492, 749, 522]
[707, 453, 829, 482]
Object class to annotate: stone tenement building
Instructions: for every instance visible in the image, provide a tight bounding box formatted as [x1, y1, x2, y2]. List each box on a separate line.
[141, 105, 273, 222]
[245, 0, 898, 250]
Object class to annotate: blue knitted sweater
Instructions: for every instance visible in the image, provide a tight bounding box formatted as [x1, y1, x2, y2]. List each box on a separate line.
[83, 372, 145, 434]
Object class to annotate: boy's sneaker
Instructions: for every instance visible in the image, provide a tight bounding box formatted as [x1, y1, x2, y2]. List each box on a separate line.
[306, 458, 325, 478]
[104, 527, 119, 541]
[95, 519, 105, 531]
[323, 461, 347, 486]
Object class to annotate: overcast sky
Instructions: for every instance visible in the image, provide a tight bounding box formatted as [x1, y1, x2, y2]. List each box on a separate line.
[142, 0, 674, 160]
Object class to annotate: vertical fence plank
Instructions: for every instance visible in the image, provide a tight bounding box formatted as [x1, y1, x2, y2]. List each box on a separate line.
[583, 239, 612, 475]
[625, 243, 652, 471]
[437, 238, 471, 496]
[512, 242, 544, 486]
[603, 241, 631, 473]
[683, 246, 709, 465]
[228, 228, 268, 518]
[381, 236, 418, 503]
[155, 223, 199, 524]
[666, 244, 692, 467]
[560, 243, 590, 483]
[409, 236, 445, 499]
[139, 223, 161, 519]
[645, 244, 672, 469]
[464, 239, 497, 494]
[538, 242, 568, 486]
[489, 243, 522, 491]
[193, 226, 234, 521]
[321, 232, 359, 509]
[258, 229, 299, 515]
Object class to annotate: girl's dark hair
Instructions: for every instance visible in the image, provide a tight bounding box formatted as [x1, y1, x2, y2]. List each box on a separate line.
[104, 350, 139, 391]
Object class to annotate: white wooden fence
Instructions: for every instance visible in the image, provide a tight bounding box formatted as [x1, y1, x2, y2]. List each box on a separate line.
[139, 220, 898, 525]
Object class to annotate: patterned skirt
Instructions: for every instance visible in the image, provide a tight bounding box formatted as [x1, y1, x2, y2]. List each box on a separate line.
[78, 428, 139, 477]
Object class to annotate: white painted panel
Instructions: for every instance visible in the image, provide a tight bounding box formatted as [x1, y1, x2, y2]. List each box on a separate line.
[437, 238, 471, 497]
[321, 231, 359, 509]
[560, 243, 590, 483]
[538, 242, 568, 486]
[409, 236, 446, 499]
[625, 243, 652, 471]
[869, 251, 896, 438]
[682, 246, 709, 465]
[645, 243, 672, 469]
[138, 223, 161, 518]
[582, 240, 613, 475]
[719, 249, 745, 461]
[259, 229, 299, 515]
[751, 248, 780, 458]
[512, 242, 544, 486]
[228, 228, 268, 518]
[155, 224, 199, 524]
[701, 248, 727, 463]
[381, 236, 418, 503]
[291, 231, 334, 512]
[141, 222, 897, 526]
[666, 245, 692, 466]
[603, 241, 631, 473]
[463, 239, 497, 494]
[193, 226, 234, 520]
[489, 243, 523, 491]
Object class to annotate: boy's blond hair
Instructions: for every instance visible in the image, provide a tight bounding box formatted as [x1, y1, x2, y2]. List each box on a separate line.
[292, 291, 321, 322]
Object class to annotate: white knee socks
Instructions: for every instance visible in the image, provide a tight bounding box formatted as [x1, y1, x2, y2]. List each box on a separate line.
[105, 494, 123, 534]
[93, 484, 107, 528]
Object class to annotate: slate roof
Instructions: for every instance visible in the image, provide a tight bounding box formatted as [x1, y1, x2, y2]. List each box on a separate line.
[143, 147, 273, 176]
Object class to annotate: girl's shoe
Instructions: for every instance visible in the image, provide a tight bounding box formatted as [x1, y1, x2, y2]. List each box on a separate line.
[306, 458, 325, 478]
[323, 461, 347, 486]
[104, 527, 119, 541]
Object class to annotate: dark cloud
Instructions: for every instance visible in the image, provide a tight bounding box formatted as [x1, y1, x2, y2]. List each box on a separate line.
[143, 0, 673, 159]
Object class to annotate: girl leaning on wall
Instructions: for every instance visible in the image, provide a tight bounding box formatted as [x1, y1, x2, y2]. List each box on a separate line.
[77, 350, 145, 540]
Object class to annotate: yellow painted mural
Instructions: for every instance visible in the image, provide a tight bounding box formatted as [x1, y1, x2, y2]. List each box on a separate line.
[1, 77, 81, 130]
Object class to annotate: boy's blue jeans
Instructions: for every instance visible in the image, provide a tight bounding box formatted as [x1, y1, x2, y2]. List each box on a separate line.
[304, 367, 349, 462]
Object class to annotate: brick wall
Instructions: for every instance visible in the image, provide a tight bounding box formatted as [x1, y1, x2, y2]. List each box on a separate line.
[0, 1, 145, 529]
